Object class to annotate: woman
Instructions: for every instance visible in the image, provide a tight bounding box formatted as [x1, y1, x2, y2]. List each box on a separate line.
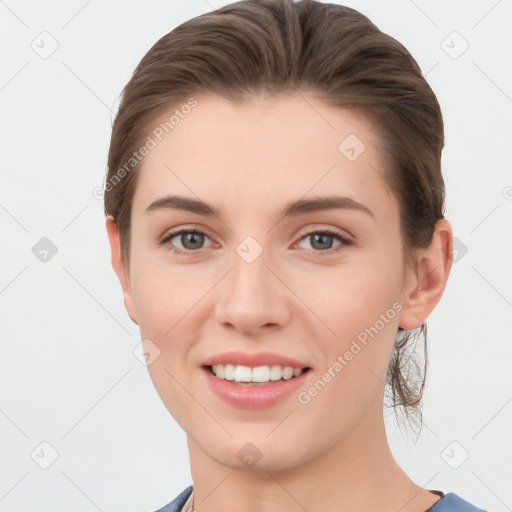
[103, 1, 488, 511]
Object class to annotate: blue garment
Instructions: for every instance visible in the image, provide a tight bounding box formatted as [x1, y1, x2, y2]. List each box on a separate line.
[154, 486, 192, 512]
[153, 486, 489, 512]
[426, 493, 488, 511]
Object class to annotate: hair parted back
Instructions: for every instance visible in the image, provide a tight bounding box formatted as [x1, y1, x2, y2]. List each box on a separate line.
[104, 0, 446, 434]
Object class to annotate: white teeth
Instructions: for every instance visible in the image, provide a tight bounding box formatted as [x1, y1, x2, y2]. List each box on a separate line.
[224, 364, 235, 381]
[234, 365, 252, 382]
[210, 364, 305, 383]
[213, 364, 224, 378]
[252, 366, 270, 382]
[269, 365, 283, 381]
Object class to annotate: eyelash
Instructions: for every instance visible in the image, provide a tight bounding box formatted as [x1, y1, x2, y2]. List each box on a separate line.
[158, 228, 353, 257]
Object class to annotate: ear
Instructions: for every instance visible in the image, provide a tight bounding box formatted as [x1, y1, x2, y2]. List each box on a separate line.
[398, 219, 453, 330]
[105, 216, 139, 325]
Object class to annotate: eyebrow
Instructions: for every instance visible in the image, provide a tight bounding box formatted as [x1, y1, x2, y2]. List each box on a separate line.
[145, 194, 374, 219]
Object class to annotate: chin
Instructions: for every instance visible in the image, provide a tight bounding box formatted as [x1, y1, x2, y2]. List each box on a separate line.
[200, 432, 313, 473]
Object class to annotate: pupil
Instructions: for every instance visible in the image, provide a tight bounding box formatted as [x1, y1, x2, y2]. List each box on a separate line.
[182, 232, 203, 249]
[311, 233, 333, 250]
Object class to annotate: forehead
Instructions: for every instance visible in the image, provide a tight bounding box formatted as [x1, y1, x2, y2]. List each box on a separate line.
[131, 92, 396, 220]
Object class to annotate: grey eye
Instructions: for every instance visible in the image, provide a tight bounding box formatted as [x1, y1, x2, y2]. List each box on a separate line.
[298, 232, 343, 251]
[175, 231, 206, 250]
[309, 233, 335, 250]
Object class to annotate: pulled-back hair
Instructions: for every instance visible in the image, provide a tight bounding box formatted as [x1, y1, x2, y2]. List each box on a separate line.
[104, 0, 446, 432]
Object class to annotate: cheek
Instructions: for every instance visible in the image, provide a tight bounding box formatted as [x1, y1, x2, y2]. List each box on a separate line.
[299, 304, 399, 434]
[130, 258, 201, 338]
[293, 254, 402, 392]
[289, 253, 402, 335]
[131, 262, 203, 426]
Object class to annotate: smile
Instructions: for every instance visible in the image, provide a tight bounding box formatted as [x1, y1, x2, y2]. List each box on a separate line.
[208, 364, 309, 384]
[201, 365, 313, 408]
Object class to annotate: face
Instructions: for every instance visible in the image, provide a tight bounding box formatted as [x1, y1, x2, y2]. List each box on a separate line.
[109, 92, 426, 471]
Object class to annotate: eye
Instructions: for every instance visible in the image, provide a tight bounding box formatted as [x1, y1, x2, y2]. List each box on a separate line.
[296, 228, 353, 255]
[158, 229, 214, 254]
[158, 227, 353, 256]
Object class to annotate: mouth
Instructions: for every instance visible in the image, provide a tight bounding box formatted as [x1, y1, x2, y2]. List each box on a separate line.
[203, 364, 312, 386]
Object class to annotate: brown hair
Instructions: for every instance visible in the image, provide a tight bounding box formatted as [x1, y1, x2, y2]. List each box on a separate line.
[104, 0, 445, 433]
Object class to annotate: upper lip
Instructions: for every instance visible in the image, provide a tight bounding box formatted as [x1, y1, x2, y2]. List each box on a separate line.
[201, 351, 311, 369]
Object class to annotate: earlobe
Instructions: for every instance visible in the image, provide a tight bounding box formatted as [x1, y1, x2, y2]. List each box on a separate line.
[398, 219, 453, 330]
[105, 216, 139, 325]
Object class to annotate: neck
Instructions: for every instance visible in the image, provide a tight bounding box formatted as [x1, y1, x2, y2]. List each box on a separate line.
[186, 394, 438, 512]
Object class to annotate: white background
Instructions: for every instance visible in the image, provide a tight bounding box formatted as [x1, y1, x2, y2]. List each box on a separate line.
[1, 1, 511, 511]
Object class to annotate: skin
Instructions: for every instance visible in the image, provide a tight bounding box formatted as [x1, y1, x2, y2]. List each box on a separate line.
[106, 92, 452, 512]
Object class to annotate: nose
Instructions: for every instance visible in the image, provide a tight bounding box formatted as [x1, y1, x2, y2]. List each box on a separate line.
[213, 244, 291, 335]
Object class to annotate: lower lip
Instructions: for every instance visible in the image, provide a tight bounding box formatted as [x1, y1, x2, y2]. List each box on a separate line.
[201, 366, 312, 409]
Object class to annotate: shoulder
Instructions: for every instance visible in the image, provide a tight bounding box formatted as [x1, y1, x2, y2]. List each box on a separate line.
[153, 485, 193, 512]
[151, 487, 489, 512]
[428, 492, 489, 512]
